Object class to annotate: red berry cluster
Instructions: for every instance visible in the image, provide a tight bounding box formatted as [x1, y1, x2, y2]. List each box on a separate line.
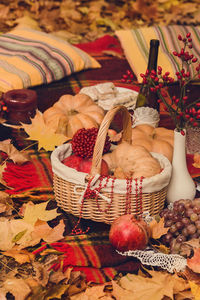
[71, 127, 111, 158]
[121, 70, 134, 83]
[174, 33, 197, 61]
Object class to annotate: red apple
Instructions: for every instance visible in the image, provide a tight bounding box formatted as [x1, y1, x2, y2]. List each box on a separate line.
[109, 214, 149, 252]
[62, 154, 82, 171]
[62, 155, 109, 176]
[79, 158, 109, 176]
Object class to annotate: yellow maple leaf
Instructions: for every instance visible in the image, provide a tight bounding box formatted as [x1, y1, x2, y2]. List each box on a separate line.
[189, 281, 200, 300]
[23, 201, 60, 225]
[21, 110, 70, 151]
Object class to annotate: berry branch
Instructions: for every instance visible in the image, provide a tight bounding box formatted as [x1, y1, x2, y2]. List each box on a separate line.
[122, 32, 200, 132]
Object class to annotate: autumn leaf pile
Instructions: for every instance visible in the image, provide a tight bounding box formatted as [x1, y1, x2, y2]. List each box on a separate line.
[0, 139, 200, 298]
[0, 0, 199, 43]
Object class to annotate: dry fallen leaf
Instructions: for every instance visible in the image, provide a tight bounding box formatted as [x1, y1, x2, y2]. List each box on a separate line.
[193, 153, 200, 168]
[0, 190, 13, 214]
[153, 243, 169, 254]
[70, 283, 111, 300]
[22, 201, 60, 225]
[189, 281, 200, 300]
[0, 289, 7, 300]
[119, 270, 188, 300]
[3, 247, 34, 264]
[111, 280, 136, 300]
[180, 239, 200, 257]
[38, 283, 68, 300]
[0, 201, 63, 250]
[2, 278, 31, 300]
[0, 218, 17, 251]
[14, 15, 41, 30]
[33, 261, 50, 287]
[21, 110, 70, 151]
[175, 289, 194, 300]
[0, 163, 7, 186]
[149, 217, 169, 239]
[0, 0, 199, 44]
[182, 266, 200, 286]
[187, 248, 200, 274]
[31, 219, 65, 245]
[0, 139, 29, 164]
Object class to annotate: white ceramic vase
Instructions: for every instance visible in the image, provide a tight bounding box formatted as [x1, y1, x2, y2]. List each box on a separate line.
[167, 129, 196, 204]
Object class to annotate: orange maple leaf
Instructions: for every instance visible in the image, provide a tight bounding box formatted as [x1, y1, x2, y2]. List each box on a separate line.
[193, 153, 200, 168]
[187, 248, 200, 274]
[149, 217, 169, 239]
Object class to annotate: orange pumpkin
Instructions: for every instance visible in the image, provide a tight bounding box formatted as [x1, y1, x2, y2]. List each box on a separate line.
[43, 93, 105, 137]
[131, 124, 174, 162]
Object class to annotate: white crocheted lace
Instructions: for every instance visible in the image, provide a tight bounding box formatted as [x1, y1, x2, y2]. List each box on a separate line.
[132, 107, 160, 128]
[117, 249, 187, 273]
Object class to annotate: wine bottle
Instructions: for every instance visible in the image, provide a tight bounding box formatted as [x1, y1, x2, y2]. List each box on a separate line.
[135, 39, 160, 111]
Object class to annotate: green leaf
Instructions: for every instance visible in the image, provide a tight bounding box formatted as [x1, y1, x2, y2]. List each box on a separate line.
[12, 229, 28, 243]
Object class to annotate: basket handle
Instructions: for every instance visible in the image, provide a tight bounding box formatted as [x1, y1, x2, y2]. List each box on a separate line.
[90, 105, 132, 176]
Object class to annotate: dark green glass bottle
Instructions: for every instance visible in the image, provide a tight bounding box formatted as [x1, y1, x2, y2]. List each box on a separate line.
[135, 39, 160, 111]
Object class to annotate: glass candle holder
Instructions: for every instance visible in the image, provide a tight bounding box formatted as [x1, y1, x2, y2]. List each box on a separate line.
[3, 89, 37, 124]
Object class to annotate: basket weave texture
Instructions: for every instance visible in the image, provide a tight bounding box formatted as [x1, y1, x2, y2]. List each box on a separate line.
[51, 105, 172, 224]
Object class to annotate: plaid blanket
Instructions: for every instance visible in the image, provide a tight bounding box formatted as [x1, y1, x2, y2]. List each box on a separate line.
[2, 149, 53, 198]
[2, 34, 200, 284]
[33, 232, 140, 284]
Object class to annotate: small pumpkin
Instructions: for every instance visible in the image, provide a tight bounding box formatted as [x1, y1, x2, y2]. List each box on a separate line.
[43, 93, 105, 137]
[131, 124, 174, 162]
[103, 142, 161, 179]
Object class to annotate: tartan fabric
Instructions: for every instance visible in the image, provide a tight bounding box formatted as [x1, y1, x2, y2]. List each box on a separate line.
[34, 232, 140, 284]
[3, 149, 53, 198]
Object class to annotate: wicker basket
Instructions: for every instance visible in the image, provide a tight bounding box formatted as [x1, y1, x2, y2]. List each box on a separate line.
[51, 105, 172, 224]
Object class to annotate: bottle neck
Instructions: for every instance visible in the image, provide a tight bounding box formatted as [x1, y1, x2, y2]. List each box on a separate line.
[147, 39, 159, 72]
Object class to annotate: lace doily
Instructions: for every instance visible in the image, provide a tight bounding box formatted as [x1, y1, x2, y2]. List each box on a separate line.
[132, 107, 160, 128]
[117, 249, 187, 273]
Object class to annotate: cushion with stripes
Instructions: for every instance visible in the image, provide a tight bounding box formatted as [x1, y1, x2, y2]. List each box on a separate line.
[0, 28, 101, 92]
[115, 25, 200, 82]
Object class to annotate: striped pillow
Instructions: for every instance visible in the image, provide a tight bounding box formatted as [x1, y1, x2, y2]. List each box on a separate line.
[115, 25, 200, 82]
[0, 28, 101, 92]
